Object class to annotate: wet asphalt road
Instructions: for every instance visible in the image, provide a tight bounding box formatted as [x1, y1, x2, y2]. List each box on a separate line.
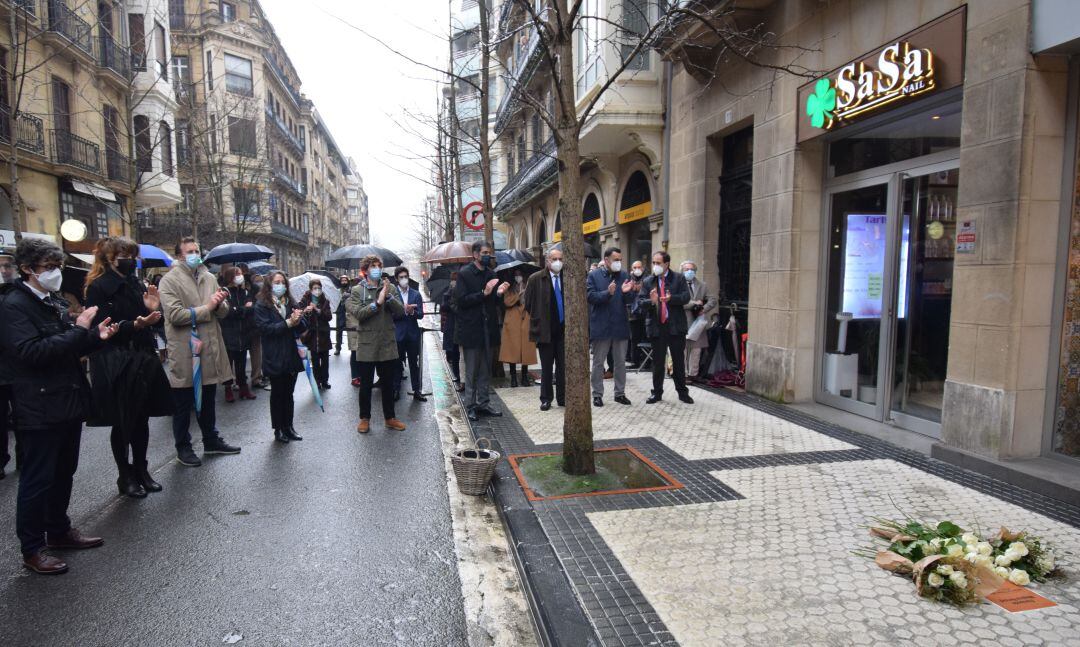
[0, 335, 468, 647]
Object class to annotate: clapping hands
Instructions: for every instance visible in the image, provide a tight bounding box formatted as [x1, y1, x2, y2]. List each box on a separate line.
[134, 311, 162, 330]
[483, 278, 500, 295]
[143, 284, 161, 311]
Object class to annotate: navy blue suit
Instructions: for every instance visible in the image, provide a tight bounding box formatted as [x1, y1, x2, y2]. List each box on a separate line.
[392, 287, 424, 397]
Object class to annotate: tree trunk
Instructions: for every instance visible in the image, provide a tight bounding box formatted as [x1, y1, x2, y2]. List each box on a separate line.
[552, 8, 595, 476]
[6, 9, 25, 243]
[478, 0, 494, 242]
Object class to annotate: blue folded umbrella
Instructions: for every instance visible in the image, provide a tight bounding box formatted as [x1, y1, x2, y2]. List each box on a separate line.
[138, 244, 174, 269]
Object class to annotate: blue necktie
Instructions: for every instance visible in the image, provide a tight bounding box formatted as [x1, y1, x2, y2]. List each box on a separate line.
[553, 275, 564, 323]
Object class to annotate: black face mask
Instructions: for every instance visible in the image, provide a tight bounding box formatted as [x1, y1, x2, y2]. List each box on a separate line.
[480, 254, 493, 267]
[117, 258, 137, 276]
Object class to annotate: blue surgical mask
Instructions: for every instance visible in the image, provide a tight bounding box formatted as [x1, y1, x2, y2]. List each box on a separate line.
[272, 284, 287, 298]
[185, 253, 202, 269]
[368, 267, 382, 281]
[683, 270, 696, 282]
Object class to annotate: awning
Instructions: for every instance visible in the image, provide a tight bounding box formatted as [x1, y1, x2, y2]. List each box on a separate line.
[70, 253, 95, 266]
[69, 179, 117, 202]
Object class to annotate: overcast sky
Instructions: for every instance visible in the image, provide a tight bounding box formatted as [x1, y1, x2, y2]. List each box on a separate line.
[259, 0, 449, 256]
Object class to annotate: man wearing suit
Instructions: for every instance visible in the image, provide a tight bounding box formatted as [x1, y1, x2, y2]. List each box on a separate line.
[680, 260, 718, 381]
[638, 251, 694, 404]
[524, 248, 566, 411]
[453, 241, 509, 421]
[392, 267, 427, 402]
[587, 247, 634, 407]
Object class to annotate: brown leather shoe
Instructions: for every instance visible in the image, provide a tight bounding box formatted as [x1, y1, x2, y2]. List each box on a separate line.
[23, 551, 69, 575]
[46, 528, 104, 550]
[385, 418, 407, 431]
[356, 419, 370, 434]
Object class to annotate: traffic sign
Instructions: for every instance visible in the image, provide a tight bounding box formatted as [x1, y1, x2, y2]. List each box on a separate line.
[462, 201, 485, 231]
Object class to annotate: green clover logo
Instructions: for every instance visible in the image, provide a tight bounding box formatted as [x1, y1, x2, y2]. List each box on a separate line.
[806, 78, 836, 129]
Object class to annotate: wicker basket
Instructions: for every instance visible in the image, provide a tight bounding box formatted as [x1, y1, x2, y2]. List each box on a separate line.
[451, 437, 500, 496]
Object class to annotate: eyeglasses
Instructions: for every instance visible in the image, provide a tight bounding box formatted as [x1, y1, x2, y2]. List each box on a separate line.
[36, 263, 63, 272]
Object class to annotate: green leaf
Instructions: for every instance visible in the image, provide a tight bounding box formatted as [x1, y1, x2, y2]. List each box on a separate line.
[937, 521, 962, 537]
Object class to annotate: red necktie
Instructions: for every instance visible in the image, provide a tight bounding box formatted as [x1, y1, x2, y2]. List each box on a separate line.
[659, 276, 668, 324]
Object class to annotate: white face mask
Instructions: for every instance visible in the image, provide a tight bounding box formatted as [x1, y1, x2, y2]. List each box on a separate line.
[610, 261, 622, 273]
[652, 264, 665, 277]
[550, 260, 563, 274]
[35, 268, 63, 292]
[311, 288, 322, 297]
[398, 277, 409, 288]
[632, 268, 643, 278]
[233, 275, 245, 286]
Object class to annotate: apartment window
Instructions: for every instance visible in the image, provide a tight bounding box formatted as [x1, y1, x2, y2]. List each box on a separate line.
[52, 78, 71, 132]
[154, 22, 168, 79]
[233, 186, 259, 222]
[224, 53, 253, 96]
[531, 113, 541, 150]
[180, 184, 194, 211]
[228, 117, 257, 157]
[209, 114, 218, 153]
[169, 0, 186, 29]
[452, 28, 479, 56]
[621, 0, 650, 70]
[134, 115, 152, 172]
[0, 48, 9, 108]
[160, 122, 174, 176]
[517, 133, 526, 169]
[455, 74, 479, 98]
[103, 105, 120, 152]
[175, 120, 190, 164]
[220, 1, 236, 23]
[129, 14, 146, 71]
[507, 149, 515, 180]
[577, 0, 601, 94]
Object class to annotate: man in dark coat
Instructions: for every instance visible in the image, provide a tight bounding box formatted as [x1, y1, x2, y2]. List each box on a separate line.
[637, 250, 694, 404]
[0, 238, 119, 575]
[524, 248, 566, 411]
[440, 271, 461, 387]
[0, 252, 15, 479]
[453, 241, 508, 421]
[392, 267, 426, 402]
[587, 247, 634, 407]
[335, 274, 350, 355]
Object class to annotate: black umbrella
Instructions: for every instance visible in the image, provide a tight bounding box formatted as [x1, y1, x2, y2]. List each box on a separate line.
[501, 248, 535, 263]
[495, 260, 542, 281]
[551, 241, 600, 258]
[325, 244, 403, 269]
[424, 263, 459, 304]
[246, 260, 277, 276]
[204, 242, 274, 265]
[61, 265, 88, 304]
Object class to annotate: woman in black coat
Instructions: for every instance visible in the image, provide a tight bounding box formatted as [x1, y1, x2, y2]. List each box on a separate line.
[440, 272, 462, 389]
[219, 266, 257, 403]
[254, 271, 306, 443]
[84, 237, 173, 498]
[298, 278, 333, 390]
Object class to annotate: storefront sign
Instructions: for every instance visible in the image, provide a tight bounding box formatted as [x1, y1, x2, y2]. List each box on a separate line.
[956, 219, 976, 254]
[618, 201, 652, 225]
[0, 230, 56, 247]
[797, 7, 966, 143]
[553, 217, 601, 241]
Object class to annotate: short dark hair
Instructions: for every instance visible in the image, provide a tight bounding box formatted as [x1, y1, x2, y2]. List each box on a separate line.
[652, 251, 671, 264]
[472, 240, 494, 254]
[14, 237, 63, 279]
[175, 236, 199, 256]
[395, 267, 409, 279]
[603, 246, 621, 259]
[360, 254, 382, 271]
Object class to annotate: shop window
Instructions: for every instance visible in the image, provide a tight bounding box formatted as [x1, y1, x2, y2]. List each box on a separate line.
[1054, 148, 1080, 457]
[828, 104, 961, 178]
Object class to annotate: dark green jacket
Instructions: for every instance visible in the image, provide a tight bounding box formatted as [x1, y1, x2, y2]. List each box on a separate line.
[345, 278, 404, 362]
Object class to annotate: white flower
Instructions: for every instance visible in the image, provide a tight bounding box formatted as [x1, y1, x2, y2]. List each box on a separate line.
[994, 566, 1010, 578]
[936, 564, 954, 575]
[974, 555, 994, 568]
[1008, 542, 1029, 557]
[965, 551, 979, 563]
[995, 554, 1013, 567]
[1036, 553, 1055, 573]
[1008, 569, 1031, 586]
[927, 573, 945, 587]
[946, 544, 964, 558]
[976, 542, 993, 556]
[961, 533, 979, 545]
[950, 571, 968, 588]
[929, 538, 943, 550]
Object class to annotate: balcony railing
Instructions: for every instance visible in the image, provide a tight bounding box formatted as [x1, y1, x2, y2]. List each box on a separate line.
[264, 55, 303, 106]
[495, 137, 557, 217]
[105, 148, 129, 184]
[494, 29, 541, 136]
[264, 104, 304, 154]
[272, 167, 305, 198]
[46, 0, 94, 58]
[0, 109, 45, 155]
[271, 219, 307, 244]
[98, 35, 130, 79]
[169, 11, 187, 30]
[51, 129, 100, 174]
[7, 0, 37, 18]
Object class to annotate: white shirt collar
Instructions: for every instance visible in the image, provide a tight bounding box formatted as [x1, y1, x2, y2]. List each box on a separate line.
[26, 282, 49, 301]
[550, 271, 560, 281]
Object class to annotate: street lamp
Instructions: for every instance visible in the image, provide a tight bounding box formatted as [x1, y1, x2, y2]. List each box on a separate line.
[60, 219, 87, 243]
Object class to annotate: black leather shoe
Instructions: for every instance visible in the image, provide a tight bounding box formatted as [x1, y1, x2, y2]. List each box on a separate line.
[203, 438, 241, 454]
[285, 427, 303, 441]
[176, 446, 202, 467]
[134, 461, 162, 493]
[646, 394, 662, 404]
[557, 401, 565, 407]
[614, 395, 632, 405]
[593, 396, 603, 407]
[540, 401, 551, 411]
[679, 393, 695, 404]
[117, 470, 147, 499]
[466, 409, 479, 422]
[477, 406, 502, 417]
[510, 374, 518, 388]
[413, 394, 428, 402]
[274, 429, 290, 443]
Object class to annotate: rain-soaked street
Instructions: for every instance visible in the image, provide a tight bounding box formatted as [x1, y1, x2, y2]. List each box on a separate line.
[0, 343, 468, 647]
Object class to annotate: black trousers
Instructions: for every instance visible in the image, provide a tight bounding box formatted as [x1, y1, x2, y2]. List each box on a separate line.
[0, 384, 12, 470]
[16, 422, 81, 556]
[226, 349, 248, 387]
[537, 332, 565, 405]
[110, 417, 149, 471]
[350, 351, 361, 380]
[445, 345, 461, 382]
[269, 373, 298, 430]
[335, 322, 345, 351]
[396, 337, 422, 396]
[311, 348, 330, 386]
[629, 318, 646, 365]
[650, 332, 688, 397]
[171, 385, 218, 449]
[359, 360, 397, 420]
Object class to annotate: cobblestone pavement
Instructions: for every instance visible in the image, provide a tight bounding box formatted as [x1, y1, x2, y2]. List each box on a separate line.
[480, 370, 1080, 647]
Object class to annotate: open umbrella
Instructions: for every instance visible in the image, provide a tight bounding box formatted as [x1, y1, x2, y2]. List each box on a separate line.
[500, 248, 535, 263]
[204, 242, 274, 265]
[325, 244, 403, 269]
[304, 269, 344, 289]
[246, 261, 276, 276]
[138, 244, 174, 268]
[295, 337, 325, 412]
[425, 263, 459, 303]
[288, 272, 342, 312]
[422, 241, 473, 264]
[495, 260, 542, 281]
[550, 240, 601, 258]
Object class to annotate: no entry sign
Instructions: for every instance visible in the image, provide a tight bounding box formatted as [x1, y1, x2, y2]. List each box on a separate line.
[463, 201, 485, 231]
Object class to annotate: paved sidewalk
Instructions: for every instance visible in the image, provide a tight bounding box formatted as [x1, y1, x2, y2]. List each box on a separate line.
[478, 371, 1080, 647]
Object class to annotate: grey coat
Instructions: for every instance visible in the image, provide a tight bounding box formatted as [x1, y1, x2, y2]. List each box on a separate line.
[345, 278, 404, 362]
[684, 278, 718, 349]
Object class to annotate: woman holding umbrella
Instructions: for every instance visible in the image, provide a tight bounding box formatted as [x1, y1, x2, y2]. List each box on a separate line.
[499, 267, 535, 386]
[218, 266, 258, 403]
[84, 237, 173, 498]
[254, 271, 306, 443]
[298, 277, 333, 390]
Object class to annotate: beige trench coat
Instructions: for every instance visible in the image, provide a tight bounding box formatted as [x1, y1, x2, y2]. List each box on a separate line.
[159, 264, 234, 388]
[499, 289, 536, 365]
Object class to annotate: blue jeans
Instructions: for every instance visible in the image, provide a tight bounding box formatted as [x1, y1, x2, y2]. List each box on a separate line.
[15, 422, 81, 555]
[171, 385, 219, 449]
